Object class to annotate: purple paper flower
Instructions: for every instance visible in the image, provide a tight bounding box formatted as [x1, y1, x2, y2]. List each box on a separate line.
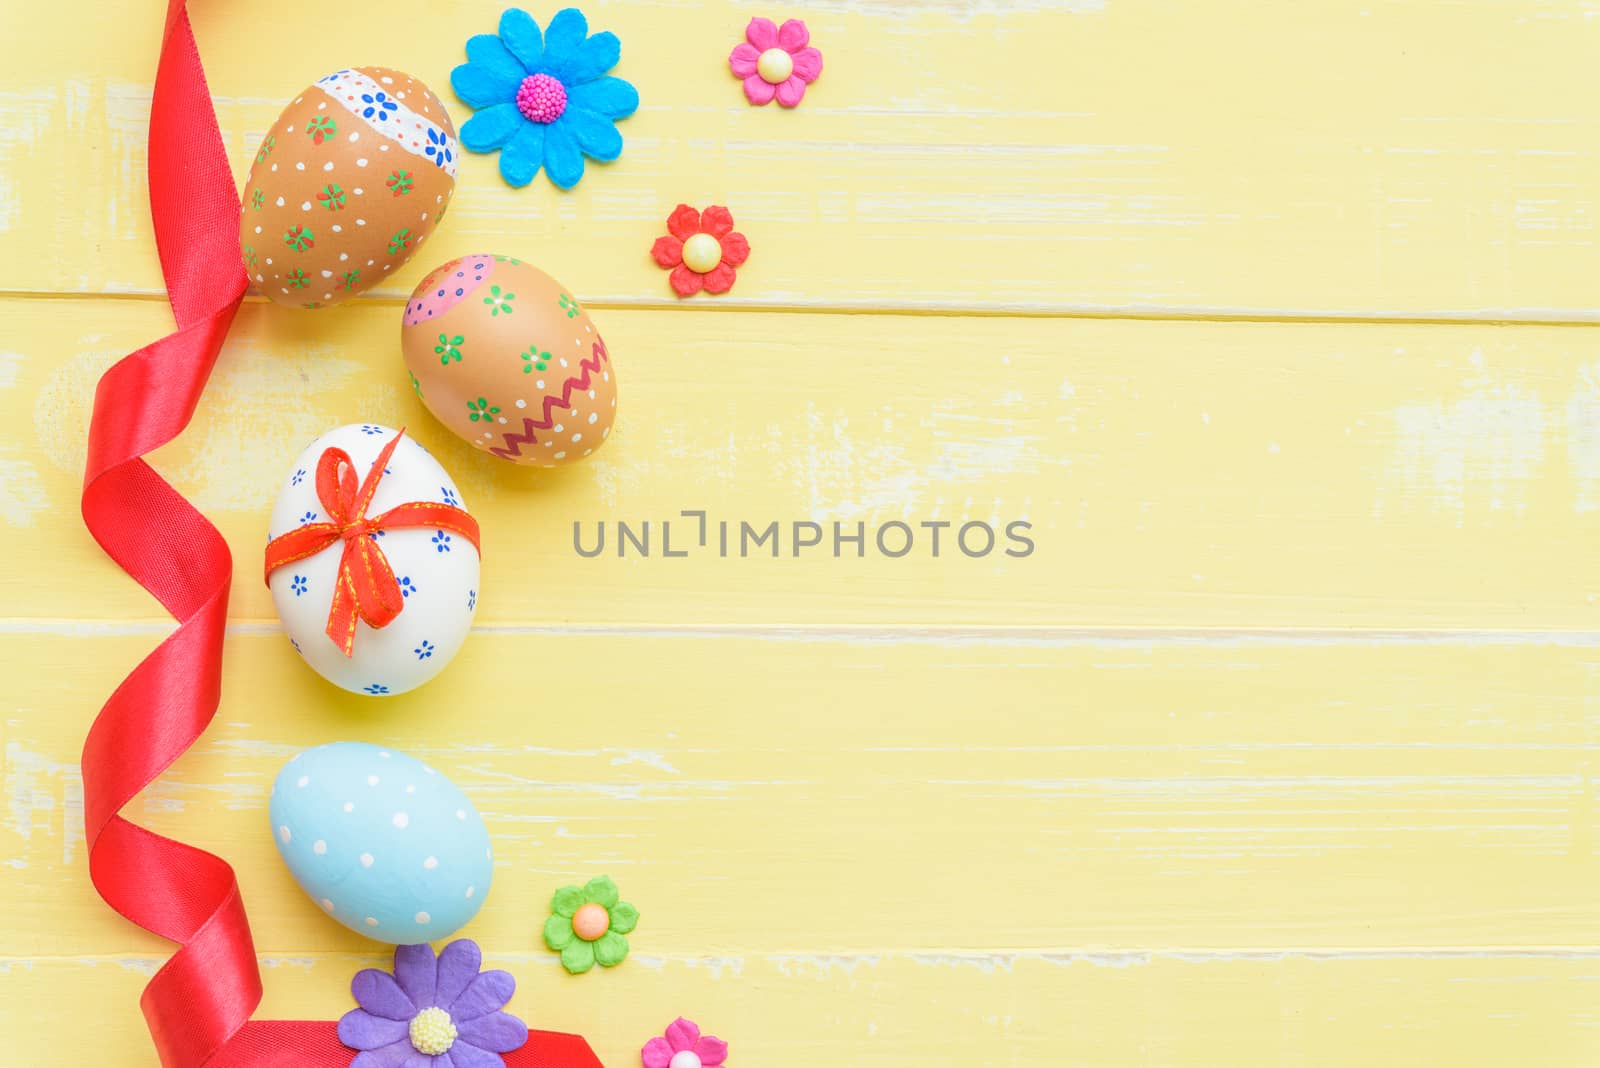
[339, 940, 529, 1068]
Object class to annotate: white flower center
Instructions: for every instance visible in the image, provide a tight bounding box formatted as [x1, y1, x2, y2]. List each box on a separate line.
[670, 1052, 704, 1068]
[409, 1006, 457, 1055]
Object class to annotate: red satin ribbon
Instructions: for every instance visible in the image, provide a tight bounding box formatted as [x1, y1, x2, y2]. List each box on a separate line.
[79, 3, 596, 1067]
[263, 430, 480, 656]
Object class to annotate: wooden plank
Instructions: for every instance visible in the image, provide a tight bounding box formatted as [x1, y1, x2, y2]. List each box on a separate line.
[6, 951, 1600, 1067]
[10, 1, 1600, 1063]
[8, 632, 1600, 957]
[8, 1, 1600, 315]
[5, 298, 1600, 628]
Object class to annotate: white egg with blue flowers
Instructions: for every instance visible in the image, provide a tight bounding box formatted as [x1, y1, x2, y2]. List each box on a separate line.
[266, 423, 479, 696]
[270, 742, 494, 943]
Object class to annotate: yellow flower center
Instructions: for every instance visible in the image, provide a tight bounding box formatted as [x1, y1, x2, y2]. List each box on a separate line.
[757, 47, 794, 84]
[682, 233, 723, 274]
[409, 1007, 457, 1056]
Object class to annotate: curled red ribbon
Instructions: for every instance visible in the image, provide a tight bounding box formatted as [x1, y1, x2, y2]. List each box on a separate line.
[78, 3, 596, 1066]
[264, 430, 481, 656]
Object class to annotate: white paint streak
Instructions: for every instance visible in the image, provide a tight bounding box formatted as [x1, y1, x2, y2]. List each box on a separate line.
[0, 88, 54, 232]
[0, 458, 48, 526]
[0, 352, 48, 526]
[785, 397, 1058, 522]
[609, 750, 682, 774]
[1384, 354, 1546, 515]
[771, 953, 879, 978]
[679, 955, 747, 980]
[1566, 360, 1600, 512]
[161, 340, 373, 512]
[1378, 356, 1600, 517]
[3, 743, 83, 866]
[33, 347, 119, 475]
[103, 83, 155, 243]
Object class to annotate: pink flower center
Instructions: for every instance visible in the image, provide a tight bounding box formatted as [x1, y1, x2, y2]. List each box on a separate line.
[516, 74, 567, 124]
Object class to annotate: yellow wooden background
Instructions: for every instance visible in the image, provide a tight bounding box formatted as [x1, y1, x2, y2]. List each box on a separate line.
[7, 0, 1600, 1063]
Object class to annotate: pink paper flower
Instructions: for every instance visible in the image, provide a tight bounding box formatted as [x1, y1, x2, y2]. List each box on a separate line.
[729, 17, 822, 108]
[642, 1017, 729, 1068]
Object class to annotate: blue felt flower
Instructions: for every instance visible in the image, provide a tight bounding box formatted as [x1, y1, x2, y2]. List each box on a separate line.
[451, 7, 640, 189]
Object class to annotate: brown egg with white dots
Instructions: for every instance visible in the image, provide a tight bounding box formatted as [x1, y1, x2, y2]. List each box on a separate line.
[240, 67, 458, 309]
[401, 255, 617, 467]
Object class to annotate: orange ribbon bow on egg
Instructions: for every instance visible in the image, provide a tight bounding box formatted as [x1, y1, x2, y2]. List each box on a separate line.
[264, 429, 480, 656]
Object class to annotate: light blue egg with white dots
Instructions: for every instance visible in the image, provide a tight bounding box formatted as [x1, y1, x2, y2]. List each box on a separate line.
[269, 742, 493, 943]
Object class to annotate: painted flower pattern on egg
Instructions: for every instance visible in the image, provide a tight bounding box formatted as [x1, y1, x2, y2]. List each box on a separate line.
[400, 255, 618, 467]
[240, 67, 461, 310]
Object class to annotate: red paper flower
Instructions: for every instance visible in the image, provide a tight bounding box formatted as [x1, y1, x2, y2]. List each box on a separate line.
[650, 204, 750, 297]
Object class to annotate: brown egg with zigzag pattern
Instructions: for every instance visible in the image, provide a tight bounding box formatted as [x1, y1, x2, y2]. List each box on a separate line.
[400, 255, 617, 466]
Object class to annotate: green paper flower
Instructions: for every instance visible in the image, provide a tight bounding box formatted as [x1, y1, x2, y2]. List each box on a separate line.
[543, 875, 637, 974]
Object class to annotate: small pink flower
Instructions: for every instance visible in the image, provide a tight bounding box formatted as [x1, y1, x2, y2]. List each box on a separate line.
[729, 17, 822, 108]
[642, 1017, 729, 1068]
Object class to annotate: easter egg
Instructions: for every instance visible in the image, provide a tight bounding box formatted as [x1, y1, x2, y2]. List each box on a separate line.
[240, 67, 459, 309]
[400, 255, 617, 466]
[267, 423, 479, 696]
[270, 742, 493, 943]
